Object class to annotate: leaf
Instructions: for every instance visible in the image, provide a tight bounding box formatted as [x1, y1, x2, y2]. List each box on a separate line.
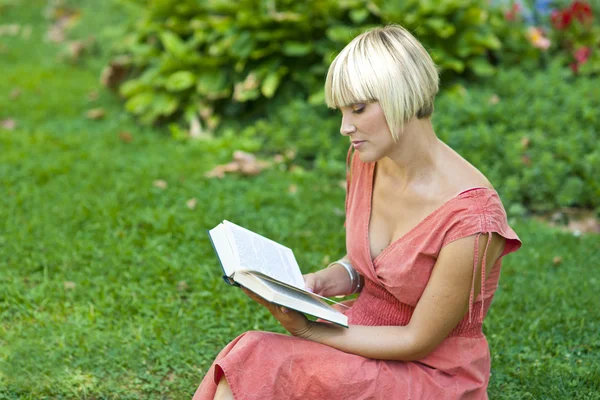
[125, 92, 153, 115]
[196, 70, 228, 97]
[186, 198, 197, 209]
[160, 31, 187, 58]
[100, 56, 131, 89]
[468, 58, 495, 76]
[553, 256, 563, 266]
[204, 151, 271, 178]
[261, 72, 281, 98]
[0, 24, 20, 37]
[282, 41, 313, 57]
[9, 88, 21, 100]
[85, 108, 105, 120]
[165, 71, 196, 92]
[119, 131, 133, 143]
[151, 93, 179, 117]
[349, 9, 370, 24]
[1, 119, 16, 130]
[153, 179, 168, 189]
[63, 281, 76, 290]
[308, 89, 325, 105]
[326, 25, 355, 43]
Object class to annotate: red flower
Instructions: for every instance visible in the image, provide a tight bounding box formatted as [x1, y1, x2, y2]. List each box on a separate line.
[574, 46, 591, 63]
[571, 47, 591, 74]
[505, 3, 521, 21]
[570, 1, 594, 24]
[570, 62, 579, 73]
[551, 9, 573, 30]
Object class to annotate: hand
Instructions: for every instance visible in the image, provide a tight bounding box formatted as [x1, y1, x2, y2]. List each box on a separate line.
[303, 263, 353, 297]
[302, 272, 327, 296]
[241, 287, 314, 339]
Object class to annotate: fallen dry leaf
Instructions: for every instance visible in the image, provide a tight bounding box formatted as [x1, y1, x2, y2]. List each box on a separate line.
[488, 94, 500, 105]
[188, 114, 213, 140]
[567, 217, 600, 235]
[177, 281, 189, 291]
[534, 208, 600, 236]
[288, 184, 298, 194]
[521, 136, 531, 149]
[205, 151, 271, 178]
[153, 179, 168, 189]
[1, 119, 16, 130]
[186, 198, 197, 209]
[63, 281, 76, 290]
[100, 56, 131, 89]
[86, 108, 105, 120]
[87, 90, 98, 101]
[119, 131, 133, 143]
[552, 256, 563, 266]
[68, 40, 86, 59]
[204, 163, 240, 178]
[44, 6, 81, 44]
[9, 88, 21, 100]
[46, 24, 65, 43]
[0, 24, 20, 37]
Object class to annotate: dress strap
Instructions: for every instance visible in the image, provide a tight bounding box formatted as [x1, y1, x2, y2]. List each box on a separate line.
[469, 232, 493, 323]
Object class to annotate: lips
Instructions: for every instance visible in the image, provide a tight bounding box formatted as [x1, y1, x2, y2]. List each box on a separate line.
[351, 140, 366, 149]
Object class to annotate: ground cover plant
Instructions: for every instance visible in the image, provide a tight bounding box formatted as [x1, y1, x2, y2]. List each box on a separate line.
[1, 1, 599, 399]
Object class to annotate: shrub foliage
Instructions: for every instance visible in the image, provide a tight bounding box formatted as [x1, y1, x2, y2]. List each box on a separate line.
[238, 65, 599, 213]
[113, 0, 503, 128]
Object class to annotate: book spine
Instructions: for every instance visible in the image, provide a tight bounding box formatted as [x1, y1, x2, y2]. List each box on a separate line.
[208, 228, 239, 286]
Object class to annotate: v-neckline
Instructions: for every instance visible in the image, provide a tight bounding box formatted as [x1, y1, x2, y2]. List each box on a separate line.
[365, 162, 493, 265]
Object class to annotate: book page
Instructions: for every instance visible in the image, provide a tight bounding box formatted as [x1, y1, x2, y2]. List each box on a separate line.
[224, 220, 305, 289]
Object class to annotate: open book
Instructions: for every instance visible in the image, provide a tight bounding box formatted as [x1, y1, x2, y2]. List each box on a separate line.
[208, 220, 348, 328]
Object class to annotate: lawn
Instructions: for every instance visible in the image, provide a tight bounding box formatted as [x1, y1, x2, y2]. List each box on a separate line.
[1, 1, 599, 399]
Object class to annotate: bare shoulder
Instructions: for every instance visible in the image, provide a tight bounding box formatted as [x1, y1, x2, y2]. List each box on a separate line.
[438, 142, 494, 194]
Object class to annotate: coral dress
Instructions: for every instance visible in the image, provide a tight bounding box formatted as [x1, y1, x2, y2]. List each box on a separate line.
[193, 152, 521, 400]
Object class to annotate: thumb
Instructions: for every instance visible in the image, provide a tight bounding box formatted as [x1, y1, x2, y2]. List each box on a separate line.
[303, 273, 317, 292]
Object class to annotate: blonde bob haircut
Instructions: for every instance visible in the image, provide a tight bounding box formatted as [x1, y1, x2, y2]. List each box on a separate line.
[325, 24, 439, 140]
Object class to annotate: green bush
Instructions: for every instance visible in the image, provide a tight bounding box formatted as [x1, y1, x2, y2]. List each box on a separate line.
[238, 65, 599, 213]
[111, 0, 503, 128]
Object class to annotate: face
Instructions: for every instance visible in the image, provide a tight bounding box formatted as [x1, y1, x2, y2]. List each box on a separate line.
[339, 102, 396, 163]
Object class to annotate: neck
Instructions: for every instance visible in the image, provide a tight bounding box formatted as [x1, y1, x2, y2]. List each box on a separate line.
[378, 118, 440, 184]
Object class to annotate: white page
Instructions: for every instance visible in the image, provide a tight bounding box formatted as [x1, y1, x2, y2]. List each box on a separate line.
[223, 220, 305, 289]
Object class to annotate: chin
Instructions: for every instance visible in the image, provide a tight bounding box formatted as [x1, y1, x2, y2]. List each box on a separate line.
[356, 150, 380, 163]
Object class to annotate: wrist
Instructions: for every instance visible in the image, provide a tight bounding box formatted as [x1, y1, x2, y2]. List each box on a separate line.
[328, 258, 362, 295]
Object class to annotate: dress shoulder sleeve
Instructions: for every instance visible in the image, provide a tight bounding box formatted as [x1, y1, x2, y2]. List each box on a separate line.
[441, 188, 522, 323]
[442, 188, 521, 256]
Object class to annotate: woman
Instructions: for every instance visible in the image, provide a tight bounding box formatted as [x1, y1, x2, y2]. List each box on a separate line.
[194, 24, 521, 400]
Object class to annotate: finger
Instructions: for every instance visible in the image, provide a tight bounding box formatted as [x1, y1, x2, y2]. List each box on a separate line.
[241, 287, 269, 306]
[302, 274, 316, 293]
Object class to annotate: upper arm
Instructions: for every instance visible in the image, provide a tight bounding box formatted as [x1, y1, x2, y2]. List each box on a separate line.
[406, 232, 506, 358]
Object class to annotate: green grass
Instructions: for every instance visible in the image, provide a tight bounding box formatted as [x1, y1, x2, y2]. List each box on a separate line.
[1, 2, 599, 399]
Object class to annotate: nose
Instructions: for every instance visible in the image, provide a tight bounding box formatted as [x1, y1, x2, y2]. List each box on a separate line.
[340, 115, 356, 136]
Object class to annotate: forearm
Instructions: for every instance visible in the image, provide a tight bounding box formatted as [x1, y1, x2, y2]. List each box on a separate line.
[304, 322, 427, 362]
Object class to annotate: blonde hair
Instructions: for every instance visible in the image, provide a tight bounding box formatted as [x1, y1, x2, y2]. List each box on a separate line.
[325, 24, 439, 140]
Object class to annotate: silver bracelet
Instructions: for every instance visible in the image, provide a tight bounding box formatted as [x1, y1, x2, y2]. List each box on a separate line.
[329, 258, 361, 294]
